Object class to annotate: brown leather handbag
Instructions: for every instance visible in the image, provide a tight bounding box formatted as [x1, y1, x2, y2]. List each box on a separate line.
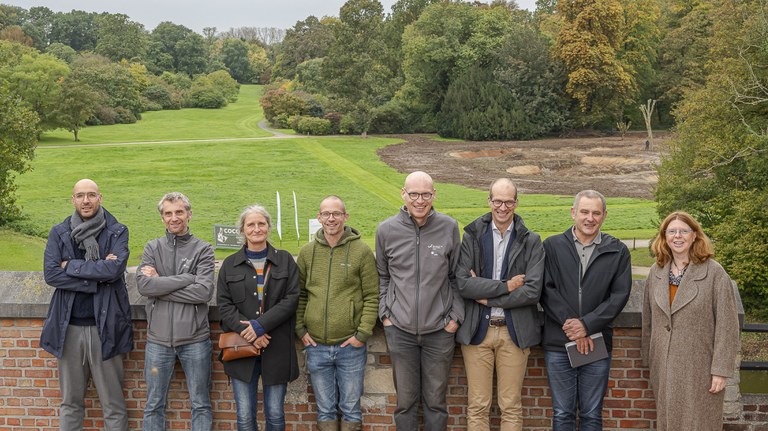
[218, 332, 260, 361]
[218, 262, 271, 362]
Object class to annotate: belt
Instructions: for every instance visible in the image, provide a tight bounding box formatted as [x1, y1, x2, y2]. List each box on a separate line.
[489, 318, 506, 327]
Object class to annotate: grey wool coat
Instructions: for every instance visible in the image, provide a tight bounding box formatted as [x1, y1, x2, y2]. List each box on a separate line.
[641, 258, 740, 431]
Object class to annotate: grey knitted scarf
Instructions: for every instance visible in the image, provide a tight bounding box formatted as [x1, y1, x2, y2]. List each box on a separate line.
[70, 207, 106, 261]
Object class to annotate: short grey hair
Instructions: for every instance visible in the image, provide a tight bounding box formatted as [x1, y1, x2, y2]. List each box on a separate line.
[573, 190, 606, 212]
[238, 204, 272, 234]
[157, 192, 191, 213]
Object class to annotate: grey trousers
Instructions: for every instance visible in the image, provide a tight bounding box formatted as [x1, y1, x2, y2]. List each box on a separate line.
[384, 324, 456, 431]
[58, 325, 128, 431]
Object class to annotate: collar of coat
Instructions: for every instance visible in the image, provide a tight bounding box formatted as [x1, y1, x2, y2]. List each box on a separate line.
[397, 205, 435, 227]
[231, 242, 281, 267]
[651, 259, 710, 316]
[561, 227, 622, 259]
[464, 212, 529, 240]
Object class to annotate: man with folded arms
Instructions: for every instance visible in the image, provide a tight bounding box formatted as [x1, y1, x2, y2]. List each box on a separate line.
[456, 178, 545, 431]
[136, 192, 215, 431]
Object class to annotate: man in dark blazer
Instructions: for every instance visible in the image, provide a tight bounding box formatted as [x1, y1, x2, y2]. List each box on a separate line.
[456, 178, 545, 431]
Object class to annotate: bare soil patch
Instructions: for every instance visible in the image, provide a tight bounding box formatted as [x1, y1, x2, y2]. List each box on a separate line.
[378, 131, 666, 199]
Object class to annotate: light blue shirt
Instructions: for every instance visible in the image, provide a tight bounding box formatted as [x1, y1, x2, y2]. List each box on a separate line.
[491, 220, 514, 318]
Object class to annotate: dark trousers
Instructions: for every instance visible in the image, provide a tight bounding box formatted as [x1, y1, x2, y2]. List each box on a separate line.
[384, 325, 456, 431]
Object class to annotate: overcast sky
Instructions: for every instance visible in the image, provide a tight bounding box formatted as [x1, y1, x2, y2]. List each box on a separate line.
[6, 0, 538, 34]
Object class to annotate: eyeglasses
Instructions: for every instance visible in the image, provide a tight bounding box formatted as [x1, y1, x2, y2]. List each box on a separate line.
[319, 211, 346, 220]
[490, 199, 517, 209]
[665, 228, 693, 236]
[405, 191, 434, 201]
[73, 192, 100, 201]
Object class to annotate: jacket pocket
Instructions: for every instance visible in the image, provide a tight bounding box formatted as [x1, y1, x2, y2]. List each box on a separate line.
[226, 274, 247, 303]
[386, 280, 397, 310]
[265, 270, 289, 306]
[349, 299, 356, 329]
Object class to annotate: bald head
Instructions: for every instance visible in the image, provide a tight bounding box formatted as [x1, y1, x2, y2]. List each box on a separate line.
[401, 171, 435, 226]
[73, 178, 99, 194]
[404, 171, 434, 190]
[320, 195, 346, 213]
[71, 178, 102, 220]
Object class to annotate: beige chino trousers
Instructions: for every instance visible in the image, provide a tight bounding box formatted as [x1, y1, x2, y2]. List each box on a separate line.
[461, 325, 530, 431]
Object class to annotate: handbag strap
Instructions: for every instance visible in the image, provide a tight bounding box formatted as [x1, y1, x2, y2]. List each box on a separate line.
[260, 262, 272, 315]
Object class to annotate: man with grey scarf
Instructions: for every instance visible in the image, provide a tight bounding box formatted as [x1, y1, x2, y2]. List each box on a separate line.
[42, 179, 133, 431]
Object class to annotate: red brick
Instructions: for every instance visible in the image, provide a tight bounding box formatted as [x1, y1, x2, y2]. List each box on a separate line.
[619, 419, 651, 428]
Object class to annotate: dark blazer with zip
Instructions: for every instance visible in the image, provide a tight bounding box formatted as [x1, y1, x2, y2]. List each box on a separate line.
[540, 228, 632, 352]
[217, 243, 299, 385]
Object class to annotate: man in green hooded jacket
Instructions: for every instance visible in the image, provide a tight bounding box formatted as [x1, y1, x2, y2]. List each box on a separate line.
[296, 195, 379, 431]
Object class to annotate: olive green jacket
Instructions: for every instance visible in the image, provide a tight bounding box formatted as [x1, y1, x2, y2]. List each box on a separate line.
[296, 226, 379, 344]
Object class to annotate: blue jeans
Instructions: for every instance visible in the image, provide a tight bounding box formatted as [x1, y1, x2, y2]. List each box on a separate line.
[232, 358, 288, 431]
[305, 342, 367, 423]
[544, 350, 611, 431]
[142, 339, 212, 431]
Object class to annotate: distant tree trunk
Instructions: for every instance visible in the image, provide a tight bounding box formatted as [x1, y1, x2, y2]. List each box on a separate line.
[640, 99, 656, 150]
[73, 128, 79, 142]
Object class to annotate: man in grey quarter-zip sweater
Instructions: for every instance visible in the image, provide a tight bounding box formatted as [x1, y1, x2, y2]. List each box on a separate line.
[540, 190, 631, 431]
[136, 192, 215, 431]
[376, 171, 463, 431]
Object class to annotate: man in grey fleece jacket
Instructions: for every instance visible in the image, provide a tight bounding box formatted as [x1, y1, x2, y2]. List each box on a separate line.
[136, 192, 215, 431]
[376, 171, 463, 431]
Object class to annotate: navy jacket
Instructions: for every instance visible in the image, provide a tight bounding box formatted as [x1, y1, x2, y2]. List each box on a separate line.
[41, 209, 133, 360]
[540, 228, 632, 352]
[456, 213, 545, 349]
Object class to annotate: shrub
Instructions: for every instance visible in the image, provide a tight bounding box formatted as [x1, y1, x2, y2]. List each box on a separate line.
[114, 106, 137, 124]
[324, 112, 342, 134]
[260, 87, 307, 125]
[187, 85, 226, 108]
[91, 105, 117, 125]
[207, 70, 240, 103]
[295, 116, 331, 135]
[339, 115, 360, 135]
[288, 114, 301, 130]
[141, 98, 163, 111]
[143, 83, 174, 109]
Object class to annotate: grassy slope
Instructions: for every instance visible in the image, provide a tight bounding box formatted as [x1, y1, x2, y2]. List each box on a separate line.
[36, 85, 271, 145]
[0, 228, 46, 270]
[3, 85, 657, 269]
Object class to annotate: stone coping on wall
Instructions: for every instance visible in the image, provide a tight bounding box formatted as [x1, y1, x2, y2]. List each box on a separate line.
[0, 270, 744, 324]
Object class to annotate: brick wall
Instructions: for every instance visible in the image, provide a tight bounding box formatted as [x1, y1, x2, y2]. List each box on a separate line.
[1, 318, 763, 431]
[0, 272, 765, 431]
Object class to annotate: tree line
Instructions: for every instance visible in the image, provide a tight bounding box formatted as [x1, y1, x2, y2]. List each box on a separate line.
[1, 0, 767, 317]
[0, 5, 272, 223]
[262, 0, 768, 317]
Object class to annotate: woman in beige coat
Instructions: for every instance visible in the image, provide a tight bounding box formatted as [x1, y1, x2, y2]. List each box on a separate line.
[641, 211, 740, 430]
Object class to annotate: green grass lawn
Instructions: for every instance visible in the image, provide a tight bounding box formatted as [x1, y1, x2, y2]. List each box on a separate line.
[1, 85, 658, 270]
[629, 246, 656, 267]
[36, 85, 271, 146]
[0, 228, 47, 270]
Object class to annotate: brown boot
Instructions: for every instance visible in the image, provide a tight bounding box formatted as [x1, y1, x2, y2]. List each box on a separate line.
[340, 421, 362, 431]
[317, 420, 339, 431]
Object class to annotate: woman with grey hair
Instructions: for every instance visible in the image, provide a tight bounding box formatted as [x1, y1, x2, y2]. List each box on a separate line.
[217, 205, 299, 430]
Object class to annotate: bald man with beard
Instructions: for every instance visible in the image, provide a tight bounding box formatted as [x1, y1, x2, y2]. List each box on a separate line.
[41, 179, 133, 431]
